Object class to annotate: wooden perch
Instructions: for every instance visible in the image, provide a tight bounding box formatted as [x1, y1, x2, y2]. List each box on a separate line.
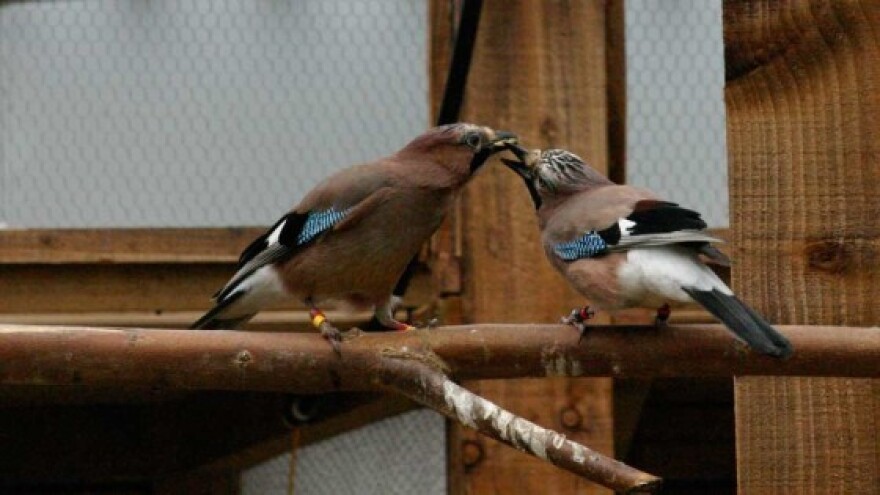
[0, 323, 875, 392]
[1, 322, 878, 492]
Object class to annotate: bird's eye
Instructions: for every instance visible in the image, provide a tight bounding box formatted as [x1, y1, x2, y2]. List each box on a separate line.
[464, 132, 482, 150]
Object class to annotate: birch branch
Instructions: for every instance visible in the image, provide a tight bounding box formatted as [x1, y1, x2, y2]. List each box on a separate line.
[377, 356, 662, 493]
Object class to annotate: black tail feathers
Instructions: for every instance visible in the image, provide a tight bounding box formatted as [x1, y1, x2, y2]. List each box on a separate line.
[683, 288, 793, 358]
[190, 314, 254, 330]
[190, 291, 253, 330]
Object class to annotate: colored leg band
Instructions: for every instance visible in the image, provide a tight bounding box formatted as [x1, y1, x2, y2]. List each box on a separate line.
[309, 309, 326, 329]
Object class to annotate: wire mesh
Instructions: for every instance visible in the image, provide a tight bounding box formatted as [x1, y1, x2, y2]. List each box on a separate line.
[0, 0, 427, 228]
[241, 409, 446, 495]
[625, 0, 729, 227]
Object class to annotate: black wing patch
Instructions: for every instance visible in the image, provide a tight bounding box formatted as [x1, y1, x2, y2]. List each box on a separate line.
[596, 200, 708, 246]
[626, 200, 707, 235]
[215, 208, 352, 302]
[237, 213, 308, 269]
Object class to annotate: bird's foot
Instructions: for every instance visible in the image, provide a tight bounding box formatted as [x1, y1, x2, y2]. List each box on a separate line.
[562, 306, 595, 342]
[310, 308, 342, 354]
[407, 317, 439, 332]
[654, 304, 671, 329]
[389, 319, 416, 332]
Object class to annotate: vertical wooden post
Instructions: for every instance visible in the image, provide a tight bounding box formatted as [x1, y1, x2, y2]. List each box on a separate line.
[724, 1, 880, 492]
[430, 1, 615, 493]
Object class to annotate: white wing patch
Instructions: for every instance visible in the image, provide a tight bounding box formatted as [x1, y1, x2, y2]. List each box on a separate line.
[265, 218, 287, 245]
[617, 246, 732, 306]
[221, 265, 289, 318]
[618, 218, 636, 236]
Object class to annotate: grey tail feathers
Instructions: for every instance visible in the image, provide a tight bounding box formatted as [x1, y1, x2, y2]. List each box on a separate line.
[190, 291, 254, 330]
[683, 288, 793, 358]
[696, 243, 731, 267]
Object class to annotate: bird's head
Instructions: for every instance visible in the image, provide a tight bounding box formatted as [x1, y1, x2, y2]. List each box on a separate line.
[501, 146, 612, 209]
[399, 123, 518, 180]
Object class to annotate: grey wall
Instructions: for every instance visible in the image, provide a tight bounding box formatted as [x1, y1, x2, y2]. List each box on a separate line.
[2, 1, 728, 229]
[625, 0, 729, 227]
[1, 0, 427, 228]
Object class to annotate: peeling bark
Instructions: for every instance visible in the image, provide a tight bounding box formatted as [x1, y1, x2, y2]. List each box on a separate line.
[377, 357, 661, 493]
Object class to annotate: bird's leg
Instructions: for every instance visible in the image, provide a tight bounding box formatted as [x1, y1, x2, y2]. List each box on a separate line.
[654, 303, 671, 328]
[562, 306, 595, 341]
[307, 300, 342, 353]
[375, 296, 415, 332]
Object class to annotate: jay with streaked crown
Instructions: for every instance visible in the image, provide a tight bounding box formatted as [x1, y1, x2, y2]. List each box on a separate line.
[502, 145, 793, 358]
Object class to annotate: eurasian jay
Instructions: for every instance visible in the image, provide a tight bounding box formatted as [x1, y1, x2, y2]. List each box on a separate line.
[502, 146, 793, 358]
[192, 123, 518, 350]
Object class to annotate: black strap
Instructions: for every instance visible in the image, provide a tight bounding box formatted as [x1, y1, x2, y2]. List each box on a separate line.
[363, 0, 483, 330]
[395, 0, 483, 298]
[436, 0, 484, 126]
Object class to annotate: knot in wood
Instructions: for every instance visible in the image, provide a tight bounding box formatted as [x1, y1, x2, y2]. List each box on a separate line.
[235, 350, 253, 368]
[539, 116, 559, 143]
[461, 439, 485, 470]
[806, 240, 851, 274]
[559, 406, 583, 431]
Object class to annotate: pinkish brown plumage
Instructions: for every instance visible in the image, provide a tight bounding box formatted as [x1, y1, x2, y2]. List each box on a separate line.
[502, 147, 792, 358]
[192, 124, 517, 349]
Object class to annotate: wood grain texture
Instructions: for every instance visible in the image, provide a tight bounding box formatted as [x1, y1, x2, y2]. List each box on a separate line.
[0, 228, 264, 264]
[0, 263, 433, 316]
[735, 377, 880, 492]
[725, 1, 880, 492]
[431, 1, 615, 493]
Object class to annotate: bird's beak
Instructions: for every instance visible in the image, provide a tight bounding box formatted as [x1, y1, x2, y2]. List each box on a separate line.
[487, 130, 519, 151]
[500, 143, 535, 180]
[469, 130, 519, 174]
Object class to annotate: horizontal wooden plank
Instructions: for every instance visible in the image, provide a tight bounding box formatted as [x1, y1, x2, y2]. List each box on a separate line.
[0, 264, 435, 314]
[0, 228, 266, 264]
[0, 310, 374, 332]
[0, 264, 268, 313]
[612, 307, 717, 325]
[0, 228, 730, 265]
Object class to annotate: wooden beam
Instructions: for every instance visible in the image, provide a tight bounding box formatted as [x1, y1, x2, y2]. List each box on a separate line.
[0, 228, 264, 264]
[429, 1, 616, 493]
[0, 264, 434, 315]
[0, 310, 374, 333]
[724, 1, 880, 492]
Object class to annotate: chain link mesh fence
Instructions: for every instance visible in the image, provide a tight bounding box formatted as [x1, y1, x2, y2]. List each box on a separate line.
[625, 0, 728, 227]
[241, 409, 446, 495]
[1, 1, 729, 491]
[0, 0, 427, 228]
